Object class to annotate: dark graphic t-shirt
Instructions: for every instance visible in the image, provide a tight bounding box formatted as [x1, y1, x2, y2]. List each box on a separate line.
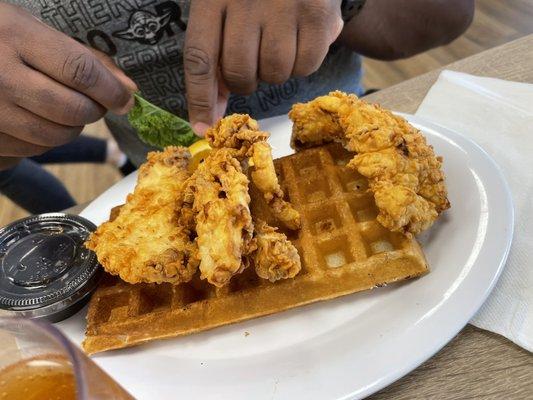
[9, 0, 363, 165]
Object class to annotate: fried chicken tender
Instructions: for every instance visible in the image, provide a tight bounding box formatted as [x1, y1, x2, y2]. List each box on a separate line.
[250, 142, 301, 230]
[184, 149, 256, 287]
[86, 147, 199, 284]
[289, 91, 450, 235]
[207, 114, 301, 230]
[253, 220, 301, 282]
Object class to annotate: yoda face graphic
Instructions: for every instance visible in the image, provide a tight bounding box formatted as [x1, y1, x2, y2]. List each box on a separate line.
[113, 10, 172, 45]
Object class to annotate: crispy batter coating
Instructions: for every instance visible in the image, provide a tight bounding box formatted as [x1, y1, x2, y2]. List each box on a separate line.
[86, 147, 199, 284]
[289, 91, 353, 149]
[88, 115, 303, 288]
[207, 114, 301, 230]
[250, 142, 301, 230]
[253, 220, 301, 282]
[289, 91, 450, 235]
[372, 182, 438, 234]
[249, 142, 279, 200]
[184, 149, 256, 287]
[205, 114, 268, 158]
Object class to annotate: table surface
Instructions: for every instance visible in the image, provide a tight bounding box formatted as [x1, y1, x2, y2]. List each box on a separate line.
[366, 34, 533, 399]
[67, 35, 533, 399]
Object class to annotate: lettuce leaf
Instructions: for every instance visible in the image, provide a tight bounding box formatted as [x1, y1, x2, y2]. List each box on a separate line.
[128, 93, 199, 148]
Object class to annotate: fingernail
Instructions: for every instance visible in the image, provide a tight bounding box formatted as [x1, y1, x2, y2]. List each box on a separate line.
[193, 122, 210, 136]
[126, 78, 138, 93]
[216, 108, 226, 120]
[117, 72, 138, 93]
[116, 95, 135, 115]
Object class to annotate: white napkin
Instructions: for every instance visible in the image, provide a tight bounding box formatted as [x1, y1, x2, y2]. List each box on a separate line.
[415, 70, 533, 351]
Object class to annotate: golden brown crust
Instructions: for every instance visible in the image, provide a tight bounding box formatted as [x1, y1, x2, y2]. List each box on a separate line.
[205, 113, 268, 158]
[253, 220, 301, 282]
[85, 146, 199, 284]
[208, 114, 301, 231]
[183, 149, 256, 287]
[250, 142, 301, 230]
[87, 115, 303, 288]
[289, 92, 349, 149]
[289, 91, 450, 235]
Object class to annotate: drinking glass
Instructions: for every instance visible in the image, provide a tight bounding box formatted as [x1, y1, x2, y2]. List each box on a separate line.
[0, 317, 134, 399]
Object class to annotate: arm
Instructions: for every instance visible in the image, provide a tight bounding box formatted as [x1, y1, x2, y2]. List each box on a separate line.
[183, 0, 474, 132]
[338, 0, 475, 60]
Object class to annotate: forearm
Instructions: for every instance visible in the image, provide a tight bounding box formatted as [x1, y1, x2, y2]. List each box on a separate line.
[338, 0, 474, 60]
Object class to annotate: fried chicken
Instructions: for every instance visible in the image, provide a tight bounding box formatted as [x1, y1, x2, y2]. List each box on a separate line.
[250, 142, 301, 230]
[182, 148, 256, 287]
[253, 220, 301, 282]
[289, 91, 450, 235]
[289, 92, 350, 150]
[206, 114, 301, 230]
[205, 114, 268, 158]
[87, 115, 303, 288]
[86, 147, 199, 284]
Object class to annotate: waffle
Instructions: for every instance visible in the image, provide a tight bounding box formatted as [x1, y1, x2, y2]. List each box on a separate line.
[83, 144, 428, 354]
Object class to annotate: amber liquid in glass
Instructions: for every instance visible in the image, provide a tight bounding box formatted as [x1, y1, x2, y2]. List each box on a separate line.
[0, 355, 76, 400]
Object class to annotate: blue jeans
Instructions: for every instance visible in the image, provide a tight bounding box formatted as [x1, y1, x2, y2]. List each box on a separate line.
[0, 135, 107, 215]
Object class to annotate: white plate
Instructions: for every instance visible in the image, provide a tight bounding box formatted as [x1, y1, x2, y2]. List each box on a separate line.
[58, 114, 513, 400]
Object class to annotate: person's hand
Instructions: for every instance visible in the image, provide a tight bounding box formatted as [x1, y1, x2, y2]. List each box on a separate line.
[0, 3, 137, 169]
[184, 0, 344, 135]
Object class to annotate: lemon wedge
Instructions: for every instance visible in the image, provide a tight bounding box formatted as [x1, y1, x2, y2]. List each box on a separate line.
[188, 139, 212, 172]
